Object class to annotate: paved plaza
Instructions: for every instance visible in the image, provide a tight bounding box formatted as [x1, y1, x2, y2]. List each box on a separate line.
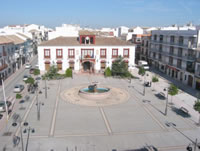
[0, 72, 200, 151]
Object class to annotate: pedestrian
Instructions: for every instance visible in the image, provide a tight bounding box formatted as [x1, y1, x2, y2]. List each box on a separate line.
[13, 135, 20, 147]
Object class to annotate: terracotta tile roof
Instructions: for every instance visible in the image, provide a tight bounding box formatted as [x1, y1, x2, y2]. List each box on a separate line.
[39, 36, 133, 46]
[0, 36, 13, 45]
[5, 35, 25, 44]
[79, 30, 95, 36]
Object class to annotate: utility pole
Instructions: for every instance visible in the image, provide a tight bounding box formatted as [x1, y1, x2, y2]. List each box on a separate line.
[164, 88, 169, 116]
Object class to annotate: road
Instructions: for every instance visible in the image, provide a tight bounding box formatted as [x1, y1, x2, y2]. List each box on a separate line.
[0, 56, 38, 101]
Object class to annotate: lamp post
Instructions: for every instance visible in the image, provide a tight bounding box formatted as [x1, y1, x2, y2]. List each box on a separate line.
[23, 126, 35, 151]
[45, 78, 47, 99]
[164, 88, 169, 116]
[165, 122, 200, 151]
[36, 87, 44, 121]
[143, 73, 148, 96]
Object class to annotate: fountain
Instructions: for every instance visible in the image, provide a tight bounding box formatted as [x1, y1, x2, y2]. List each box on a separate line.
[79, 82, 111, 100]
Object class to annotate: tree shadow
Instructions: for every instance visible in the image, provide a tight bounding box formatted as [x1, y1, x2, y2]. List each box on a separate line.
[171, 106, 191, 118]
[143, 100, 165, 116]
[154, 93, 165, 100]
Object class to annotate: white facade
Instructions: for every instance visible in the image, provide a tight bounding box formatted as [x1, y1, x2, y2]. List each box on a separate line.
[38, 45, 135, 73]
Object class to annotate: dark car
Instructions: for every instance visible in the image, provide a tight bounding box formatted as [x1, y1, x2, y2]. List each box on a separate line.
[29, 68, 35, 74]
[0, 101, 12, 112]
[0, 114, 3, 120]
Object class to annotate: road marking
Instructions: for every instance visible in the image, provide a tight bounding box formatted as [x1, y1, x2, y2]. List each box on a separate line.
[157, 145, 187, 151]
[54, 132, 108, 138]
[99, 107, 112, 135]
[49, 80, 61, 137]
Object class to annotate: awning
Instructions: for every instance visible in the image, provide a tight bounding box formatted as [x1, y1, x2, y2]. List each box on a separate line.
[57, 60, 62, 64]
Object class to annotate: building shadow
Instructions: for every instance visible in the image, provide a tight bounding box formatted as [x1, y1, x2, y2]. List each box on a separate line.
[171, 106, 191, 118]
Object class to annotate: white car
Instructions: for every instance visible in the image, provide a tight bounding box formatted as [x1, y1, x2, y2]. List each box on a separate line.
[23, 75, 31, 81]
[25, 63, 32, 69]
[13, 84, 24, 93]
[0, 101, 12, 112]
[35, 64, 39, 69]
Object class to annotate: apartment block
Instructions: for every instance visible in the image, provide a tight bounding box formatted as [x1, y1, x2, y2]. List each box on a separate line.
[149, 30, 200, 89]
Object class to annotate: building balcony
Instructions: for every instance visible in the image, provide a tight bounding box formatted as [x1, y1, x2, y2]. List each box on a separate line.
[186, 67, 195, 73]
[81, 54, 95, 59]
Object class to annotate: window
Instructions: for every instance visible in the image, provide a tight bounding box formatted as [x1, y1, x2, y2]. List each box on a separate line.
[90, 37, 94, 44]
[123, 49, 129, 58]
[68, 49, 75, 58]
[177, 59, 182, 69]
[44, 49, 50, 58]
[170, 36, 175, 43]
[57, 62, 62, 70]
[159, 54, 162, 60]
[81, 37, 85, 44]
[56, 49, 62, 58]
[100, 49, 106, 58]
[178, 48, 182, 57]
[170, 46, 174, 55]
[112, 49, 118, 58]
[179, 36, 184, 45]
[169, 57, 173, 65]
[159, 35, 163, 42]
[154, 35, 157, 41]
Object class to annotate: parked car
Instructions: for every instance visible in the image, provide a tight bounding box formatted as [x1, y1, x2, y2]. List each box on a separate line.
[25, 63, 32, 69]
[29, 68, 35, 74]
[23, 75, 31, 81]
[0, 101, 12, 112]
[13, 84, 24, 93]
[35, 64, 39, 69]
[0, 114, 3, 120]
[138, 60, 149, 70]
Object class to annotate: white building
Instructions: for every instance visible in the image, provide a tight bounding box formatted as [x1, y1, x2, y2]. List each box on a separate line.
[38, 31, 135, 73]
[48, 24, 81, 40]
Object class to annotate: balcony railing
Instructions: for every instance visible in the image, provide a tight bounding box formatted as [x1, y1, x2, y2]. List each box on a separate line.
[81, 54, 95, 59]
[186, 67, 195, 73]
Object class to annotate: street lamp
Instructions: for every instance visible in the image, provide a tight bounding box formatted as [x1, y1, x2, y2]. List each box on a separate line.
[23, 126, 35, 151]
[143, 73, 149, 96]
[164, 88, 169, 116]
[12, 116, 28, 151]
[165, 122, 200, 151]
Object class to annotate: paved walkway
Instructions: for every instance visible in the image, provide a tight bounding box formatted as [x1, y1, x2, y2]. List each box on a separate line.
[131, 68, 200, 125]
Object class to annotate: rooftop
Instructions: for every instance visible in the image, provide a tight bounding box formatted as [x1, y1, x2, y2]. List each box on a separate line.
[5, 35, 25, 44]
[0, 36, 14, 45]
[39, 36, 133, 46]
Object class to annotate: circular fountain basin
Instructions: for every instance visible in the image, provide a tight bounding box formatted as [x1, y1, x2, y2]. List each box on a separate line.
[79, 87, 111, 100]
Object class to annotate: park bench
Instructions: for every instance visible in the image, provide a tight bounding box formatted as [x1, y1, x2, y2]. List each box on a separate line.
[180, 107, 189, 114]
[159, 92, 165, 98]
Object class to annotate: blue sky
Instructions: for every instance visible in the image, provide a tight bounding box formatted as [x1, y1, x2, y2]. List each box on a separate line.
[0, 0, 199, 28]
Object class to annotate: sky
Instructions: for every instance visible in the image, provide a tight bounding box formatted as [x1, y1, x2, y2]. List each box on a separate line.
[0, 0, 200, 29]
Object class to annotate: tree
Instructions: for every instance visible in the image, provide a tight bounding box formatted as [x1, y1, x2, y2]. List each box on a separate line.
[25, 77, 35, 85]
[104, 67, 112, 77]
[111, 56, 132, 78]
[34, 69, 40, 76]
[168, 84, 178, 104]
[138, 67, 145, 76]
[193, 100, 200, 125]
[16, 93, 22, 99]
[152, 76, 159, 90]
[44, 65, 58, 79]
[65, 68, 72, 77]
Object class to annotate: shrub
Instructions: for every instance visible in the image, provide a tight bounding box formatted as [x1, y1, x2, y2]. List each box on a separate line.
[16, 93, 22, 99]
[104, 67, 112, 77]
[152, 76, 159, 83]
[25, 77, 35, 85]
[34, 69, 40, 76]
[65, 68, 72, 77]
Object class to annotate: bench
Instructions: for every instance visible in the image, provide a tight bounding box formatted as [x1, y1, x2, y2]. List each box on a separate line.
[180, 107, 189, 114]
[159, 92, 165, 98]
